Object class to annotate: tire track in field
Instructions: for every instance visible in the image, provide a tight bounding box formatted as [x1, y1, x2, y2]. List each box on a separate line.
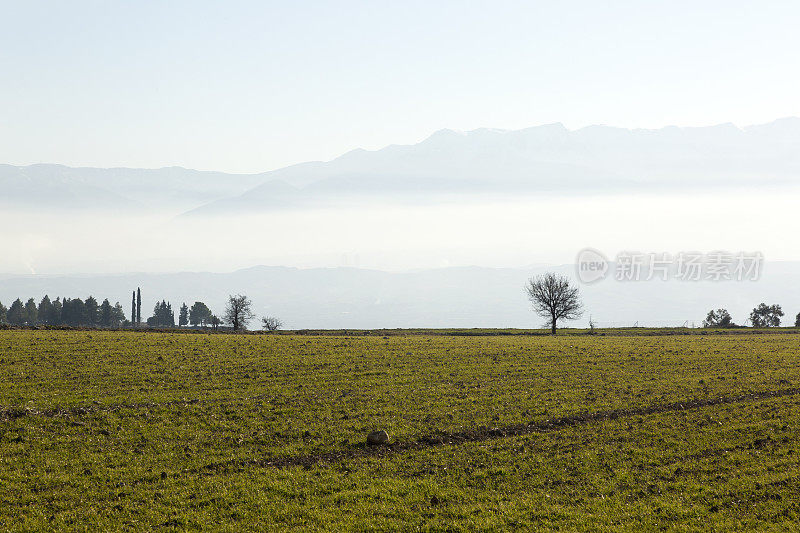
[0, 394, 268, 421]
[192, 386, 800, 473]
[5, 386, 800, 479]
[4, 382, 798, 423]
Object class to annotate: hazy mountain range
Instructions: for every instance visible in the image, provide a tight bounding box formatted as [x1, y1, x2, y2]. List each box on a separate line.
[0, 164, 265, 212]
[2, 262, 798, 329]
[4, 117, 800, 215]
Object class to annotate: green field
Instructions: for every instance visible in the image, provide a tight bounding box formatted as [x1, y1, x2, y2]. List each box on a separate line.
[2, 330, 800, 531]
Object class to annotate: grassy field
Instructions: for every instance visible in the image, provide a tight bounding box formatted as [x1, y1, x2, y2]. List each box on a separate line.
[1, 330, 800, 530]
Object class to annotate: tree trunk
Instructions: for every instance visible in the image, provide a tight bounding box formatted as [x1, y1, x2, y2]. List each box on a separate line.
[551, 317, 557, 335]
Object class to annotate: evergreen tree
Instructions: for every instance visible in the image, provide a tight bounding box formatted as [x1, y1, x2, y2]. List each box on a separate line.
[85, 296, 99, 327]
[75, 299, 88, 325]
[24, 298, 38, 325]
[7, 299, 25, 326]
[136, 288, 142, 325]
[147, 300, 175, 327]
[52, 297, 63, 325]
[0, 294, 152, 328]
[66, 298, 87, 326]
[131, 291, 136, 327]
[189, 302, 212, 327]
[179, 303, 189, 327]
[99, 299, 113, 327]
[61, 298, 72, 325]
[38, 295, 54, 325]
[147, 303, 157, 326]
[111, 302, 126, 327]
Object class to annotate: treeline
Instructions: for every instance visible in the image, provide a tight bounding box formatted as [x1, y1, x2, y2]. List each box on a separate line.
[146, 301, 219, 328]
[0, 296, 126, 327]
[0, 296, 221, 329]
[704, 304, 800, 328]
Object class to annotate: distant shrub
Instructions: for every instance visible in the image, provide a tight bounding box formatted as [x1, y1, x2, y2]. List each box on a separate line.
[262, 316, 283, 332]
[703, 309, 735, 328]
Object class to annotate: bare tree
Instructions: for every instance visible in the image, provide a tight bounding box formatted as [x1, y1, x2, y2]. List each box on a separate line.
[525, 273, 583, 334]
[224, 294, 255, 331]
[261, 316, 283, 332]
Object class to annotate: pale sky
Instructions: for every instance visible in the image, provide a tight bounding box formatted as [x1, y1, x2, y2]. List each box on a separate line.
[2, 0, 800, 174]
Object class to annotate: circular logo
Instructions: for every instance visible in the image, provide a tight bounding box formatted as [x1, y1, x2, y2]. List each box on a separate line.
[576, 248, 609, 284]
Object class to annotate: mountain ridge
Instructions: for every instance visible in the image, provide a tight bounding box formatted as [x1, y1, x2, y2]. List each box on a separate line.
[184, 117, 800, 216]
[5, 117, 800, 215]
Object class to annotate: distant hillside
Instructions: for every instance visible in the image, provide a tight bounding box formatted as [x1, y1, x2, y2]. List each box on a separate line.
[0, 164, 266, 212]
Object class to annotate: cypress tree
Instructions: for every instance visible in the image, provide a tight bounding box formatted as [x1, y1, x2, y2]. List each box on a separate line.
[179, 303, 189, 327]
[111, 302, 126, 327]
[24, 298, 38, 325]
[69, 298, 87, 326]
[38, 295, 54, 325]
[99, 299, 113, 327]
[136, 288, 142, 325]
[131, 291, 136, 327]
[52, 298, 62, 325]
[62, 298, 72, 326]
[7, 299, 25, 326]
[85, 296, 99, 327]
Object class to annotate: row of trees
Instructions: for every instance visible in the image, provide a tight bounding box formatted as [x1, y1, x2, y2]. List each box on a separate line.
[0, 293, 283, 332]
[0, 296, 126, 327]
[523, 273, 800, 333]
[0, 295, 219, 329]
[703, 304, 799, 328]
[162, 295, 281, 332]
[145, 301, 221, 328]
[1, 282, 795, 332]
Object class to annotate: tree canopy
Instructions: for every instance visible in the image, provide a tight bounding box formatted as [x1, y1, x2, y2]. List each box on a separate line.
[703, 309, 735, 328]
[147, 301, 175, 327]
[189, 302, 213, 327]
[525, 273, 583, 334]
[750, 303, 783, 327]
[225, 294, 255, 331]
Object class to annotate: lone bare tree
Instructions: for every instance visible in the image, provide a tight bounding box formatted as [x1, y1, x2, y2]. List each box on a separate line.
[224, 294, 255, 331]
[525, 272, 583, 334]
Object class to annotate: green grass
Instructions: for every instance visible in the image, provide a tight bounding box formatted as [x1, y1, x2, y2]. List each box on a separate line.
[1, 330, 800, 530]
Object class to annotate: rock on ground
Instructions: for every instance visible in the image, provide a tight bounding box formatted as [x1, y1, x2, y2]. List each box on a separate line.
[367, 430, 389, 445]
